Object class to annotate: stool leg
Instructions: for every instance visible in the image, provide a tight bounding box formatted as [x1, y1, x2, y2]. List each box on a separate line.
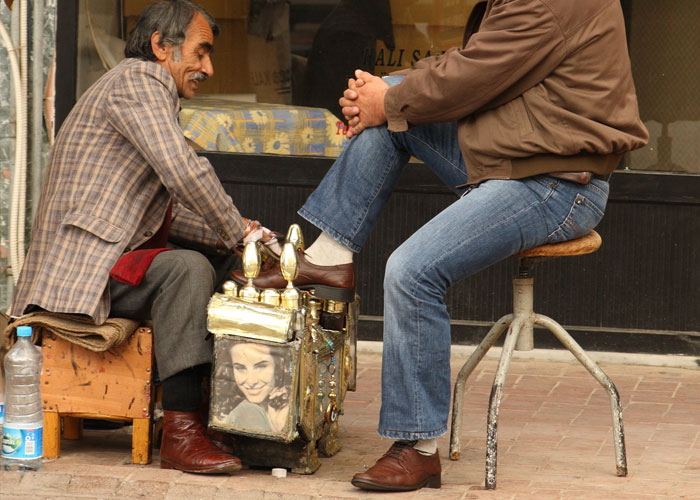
[535, 314, 628, 477]
[43, 411, 61, 459]
[62, 416, 83, 440]
[132, 418, 152, 465]
[450, 314, 512, 461]
[485, 316, 526, 490]
[512, 277, 535, 351]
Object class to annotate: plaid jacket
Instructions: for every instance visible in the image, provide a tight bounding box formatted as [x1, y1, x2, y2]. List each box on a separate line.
[11, 58, 245, 324]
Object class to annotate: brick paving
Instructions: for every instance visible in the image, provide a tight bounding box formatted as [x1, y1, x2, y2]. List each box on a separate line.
[1, 348, 699, 500]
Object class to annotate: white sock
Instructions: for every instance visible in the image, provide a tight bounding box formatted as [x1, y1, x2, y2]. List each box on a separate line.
[414, 438, 437, 455]
[304, 232, 353, 266]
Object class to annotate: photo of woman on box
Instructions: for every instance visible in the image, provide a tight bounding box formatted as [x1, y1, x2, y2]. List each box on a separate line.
[222, 340, 292, 434]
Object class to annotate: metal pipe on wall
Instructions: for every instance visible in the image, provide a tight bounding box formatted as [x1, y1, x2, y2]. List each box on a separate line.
[17, 0, 28, 275]
[0, 6, 27, 289]
[32, 0, 45, 222]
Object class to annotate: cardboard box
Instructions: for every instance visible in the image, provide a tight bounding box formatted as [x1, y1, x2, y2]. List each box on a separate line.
[374, 24, 466, 76]
[123, 0, 249, 19]
[374, 0, 480, 76]
[123, 0, 254, 95]
[389, 0, 475, 27]
[123, 0, 293, 101]
[204, 18, 252, 95]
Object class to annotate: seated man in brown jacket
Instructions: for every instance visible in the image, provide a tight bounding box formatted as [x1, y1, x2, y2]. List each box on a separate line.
[236, 0, 649, 491]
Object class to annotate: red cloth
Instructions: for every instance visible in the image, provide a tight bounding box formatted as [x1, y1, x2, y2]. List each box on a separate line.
[109, 248, 171, 286]
[110, 202, 173, 286]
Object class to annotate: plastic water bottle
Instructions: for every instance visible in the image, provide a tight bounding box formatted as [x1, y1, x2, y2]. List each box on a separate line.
[2, 326, 43, 472]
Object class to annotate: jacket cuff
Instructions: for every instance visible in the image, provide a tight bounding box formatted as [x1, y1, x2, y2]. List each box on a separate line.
[384, 86, 409, 132]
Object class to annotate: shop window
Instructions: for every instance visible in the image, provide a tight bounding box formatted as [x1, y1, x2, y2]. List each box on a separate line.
[75, 0, 699, 174]
[625, 0, 700, 174]
[78, 0, 477, 158]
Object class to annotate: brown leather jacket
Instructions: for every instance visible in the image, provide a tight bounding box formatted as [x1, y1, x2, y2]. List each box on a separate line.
[384, 0, 649, 185]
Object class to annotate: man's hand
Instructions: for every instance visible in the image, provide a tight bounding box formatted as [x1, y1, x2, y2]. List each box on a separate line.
[341, 75, 365, 123]
[339, 70, 389, 138]
[242, 219, 282, 257]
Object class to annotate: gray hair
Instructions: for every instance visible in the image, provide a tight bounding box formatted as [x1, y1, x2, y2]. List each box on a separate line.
[124, 0, 219, 61]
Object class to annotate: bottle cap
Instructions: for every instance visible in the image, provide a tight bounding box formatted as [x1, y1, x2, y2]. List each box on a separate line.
[271, 467, 287, 478]
[16, 326, 32, 337]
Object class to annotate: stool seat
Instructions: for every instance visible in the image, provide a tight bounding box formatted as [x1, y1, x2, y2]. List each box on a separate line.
[516, 229, 601, 258]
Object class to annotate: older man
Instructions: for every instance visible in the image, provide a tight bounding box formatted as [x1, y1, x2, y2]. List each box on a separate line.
[11, 0, 261, 473]
[239, 0, 649, 491]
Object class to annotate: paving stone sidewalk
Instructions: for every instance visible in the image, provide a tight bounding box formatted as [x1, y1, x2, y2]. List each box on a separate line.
[1, 350, 699, 500]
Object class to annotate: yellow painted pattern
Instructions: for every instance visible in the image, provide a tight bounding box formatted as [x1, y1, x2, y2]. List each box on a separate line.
[180, 95, 349, 157]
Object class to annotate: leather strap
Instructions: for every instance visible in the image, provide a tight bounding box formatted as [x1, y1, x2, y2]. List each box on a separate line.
[548, 171, 593, 184]
[548, 171, 610, 184]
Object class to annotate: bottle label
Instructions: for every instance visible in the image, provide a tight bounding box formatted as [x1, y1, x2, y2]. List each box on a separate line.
[2, 421, 43, 459]
[0, 403, 4, 425]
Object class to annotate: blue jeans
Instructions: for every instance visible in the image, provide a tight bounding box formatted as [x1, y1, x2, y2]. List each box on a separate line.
[299, 121, 609, 440]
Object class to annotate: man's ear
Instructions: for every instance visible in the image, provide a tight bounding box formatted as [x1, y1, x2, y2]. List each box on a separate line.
[150, 31, 167, 61]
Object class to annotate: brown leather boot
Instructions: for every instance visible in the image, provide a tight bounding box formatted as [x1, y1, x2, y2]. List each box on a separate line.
[351, 441, 441, 491]
[198, 393, 235, 454]
[160, 410, 242, 474]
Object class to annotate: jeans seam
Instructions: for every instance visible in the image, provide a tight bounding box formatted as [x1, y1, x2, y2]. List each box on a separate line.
[412, 280, 423, 429]
[532, 176, 557, 203]
[587, 180, 608, 198]
[349, 147, 402, 241]
[546, 194, 603, 242]
[378, 426, 447, 439]
[402, 129, 466, 185]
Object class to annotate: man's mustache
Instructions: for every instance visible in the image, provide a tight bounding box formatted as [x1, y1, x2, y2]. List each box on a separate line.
[189, 72, 208, 82]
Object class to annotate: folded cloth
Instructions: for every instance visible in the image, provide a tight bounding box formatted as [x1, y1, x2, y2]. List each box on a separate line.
[2, 312, 140, 352]
[110, 248, 172, 286]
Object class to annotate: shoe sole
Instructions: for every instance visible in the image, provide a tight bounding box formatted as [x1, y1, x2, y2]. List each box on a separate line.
[160, 459, 242, 474]
[350, 474, 441, 491]
[298, 284, 355, 303]
[231, 279, 355, 303]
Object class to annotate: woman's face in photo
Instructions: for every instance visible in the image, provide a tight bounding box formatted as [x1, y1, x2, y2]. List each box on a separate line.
[230, 343, 276, 404]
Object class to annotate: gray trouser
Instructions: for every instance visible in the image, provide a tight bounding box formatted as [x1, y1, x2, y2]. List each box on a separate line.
[110, 249, 237, 381]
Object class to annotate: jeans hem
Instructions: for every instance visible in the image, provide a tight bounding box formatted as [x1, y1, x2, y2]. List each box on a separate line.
[297, 207, 362, 252]
[378, 426, 447, 441]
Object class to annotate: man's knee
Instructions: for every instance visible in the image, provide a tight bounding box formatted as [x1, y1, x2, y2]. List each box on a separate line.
[347, 124, 392, 150]
[385, 247, 414, 290]
[385, 244, 444, 297]
[154, 250, 217, 289]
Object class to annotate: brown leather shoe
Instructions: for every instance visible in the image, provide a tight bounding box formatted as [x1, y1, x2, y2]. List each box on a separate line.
[231, 248, 355, 302]
[160, 410, 242, 474]
[351, 441, 441, 491]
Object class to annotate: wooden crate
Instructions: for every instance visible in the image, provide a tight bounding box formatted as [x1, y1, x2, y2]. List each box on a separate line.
[41, 326, 154, 464]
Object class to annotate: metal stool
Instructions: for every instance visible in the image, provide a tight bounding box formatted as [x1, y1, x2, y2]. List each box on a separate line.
[41, 325, 155, 464]
[449, 230, 627, 489]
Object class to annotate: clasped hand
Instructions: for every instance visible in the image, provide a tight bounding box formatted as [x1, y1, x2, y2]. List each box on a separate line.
[339, 70, 390, 138]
